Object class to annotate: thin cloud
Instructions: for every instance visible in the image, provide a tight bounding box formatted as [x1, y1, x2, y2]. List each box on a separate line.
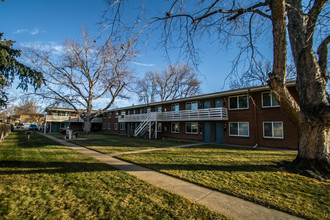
[13, 29, 29, 34]
[12, 28, 44, 35]
[132, 61, 154, 67]
[19, 41, 65, 55]
[30, 28, 39, 35]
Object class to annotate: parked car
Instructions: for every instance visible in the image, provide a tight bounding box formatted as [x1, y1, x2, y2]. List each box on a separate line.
[28, 124, 39, 131]
[16, 124, 24, 129]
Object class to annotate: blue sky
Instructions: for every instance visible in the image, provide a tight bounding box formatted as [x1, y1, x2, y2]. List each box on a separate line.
[1, 0, 273, 109]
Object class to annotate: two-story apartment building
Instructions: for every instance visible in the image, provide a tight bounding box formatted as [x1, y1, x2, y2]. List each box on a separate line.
[102, 82, 299, 149]
[44, 107, 103, 133]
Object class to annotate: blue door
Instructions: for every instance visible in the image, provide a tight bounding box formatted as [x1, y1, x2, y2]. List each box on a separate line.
[203, 122, 211, 142]
[52, 123, 58, 132]
[214, 98, 223, 107]
[203, 100, 210, 109]
[215, 122, 224, 143]
[126, 123, 130, 135]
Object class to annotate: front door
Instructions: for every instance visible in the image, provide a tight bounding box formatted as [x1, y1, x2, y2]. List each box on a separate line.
[126, 123, 130, 135]
[215, 122, 224, 143]
[52, 123, 58, 132]
[203, 122, 211, 142]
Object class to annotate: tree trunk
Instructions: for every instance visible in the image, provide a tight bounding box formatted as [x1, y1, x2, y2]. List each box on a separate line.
[84, 118, 92, 133]
[298, 122, 329, 162]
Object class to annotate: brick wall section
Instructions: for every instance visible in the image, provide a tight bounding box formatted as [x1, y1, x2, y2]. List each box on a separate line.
[102, 86, 299, 149]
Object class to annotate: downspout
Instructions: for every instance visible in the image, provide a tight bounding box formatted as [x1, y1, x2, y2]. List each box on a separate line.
[249, 89, 258, 148]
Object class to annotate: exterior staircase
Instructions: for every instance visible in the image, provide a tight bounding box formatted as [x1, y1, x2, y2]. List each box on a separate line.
[134, 120, 154, 137]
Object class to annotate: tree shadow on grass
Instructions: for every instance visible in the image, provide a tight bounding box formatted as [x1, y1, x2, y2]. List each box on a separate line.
[0, 160, 117, 175]
[114, 158, 277, 172]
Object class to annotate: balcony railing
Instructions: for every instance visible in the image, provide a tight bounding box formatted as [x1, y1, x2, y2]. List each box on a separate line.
[45, 115, 103, 123]
[118, 107, 228, 122]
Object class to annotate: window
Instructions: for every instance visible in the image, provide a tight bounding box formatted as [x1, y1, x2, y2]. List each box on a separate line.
[171, 122, 179, 133]
[262, 92, 280, 107]
[132, 109, 136, 114]
[156, 106, 162, 112]
[114, 123, 118, 130]
[229, 95, 248, 110]
[214, 98, 223, 107]
[108, 123, 111, 130]
[53, 112, 59, 116]
[108, 112, 111, 119]
[157, 123, 162, 132]
[138, 108, 143, 114]
[60, 123, 69, 129]
[171, 104, 179, 111]
[115, 111, 119, 116]
[65, 112, 70, 116]
[103, 123, 106, 130]
[263, 122, 283, 138]
[186, 122, 198, 134]
[146, 107, 151, 113]
[229, 122, 249, 137]
[120, 123, 125, 130]
[186, 102, 198, 111]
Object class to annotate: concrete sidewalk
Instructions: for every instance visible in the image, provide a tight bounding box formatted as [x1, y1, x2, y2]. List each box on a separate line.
[41, 133, 301, 220]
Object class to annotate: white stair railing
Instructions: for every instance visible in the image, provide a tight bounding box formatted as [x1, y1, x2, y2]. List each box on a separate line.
[134, 120, 149, 136]
[134, 113, 155, 137]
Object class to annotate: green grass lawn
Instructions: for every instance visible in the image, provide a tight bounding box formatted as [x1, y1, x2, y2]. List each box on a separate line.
[117, 145, 330, 220]
[51, 132, 190, 154]
[0, 132, 224, 219]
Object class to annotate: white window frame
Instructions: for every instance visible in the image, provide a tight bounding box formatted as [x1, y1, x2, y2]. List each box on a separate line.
[103, 123, 106, 130]
[114, 123, 118, 130]
[156, 106, 162, 112]
[228, 95, 249, 110]
[171, 104, 180, 111]
[229, 122, 249, 137]
[171, 122, 180, 133]
[186, 101, 198, 111]
[108, 123, 111, 130]
[263, 122, 284, 139]
[157, 122, 162, 132]
[185, 122, 198, 134]
[120, 123, 125, 130]
[262, 92, 280, 108]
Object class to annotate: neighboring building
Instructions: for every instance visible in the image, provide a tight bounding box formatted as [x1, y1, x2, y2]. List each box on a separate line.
[102, 82, 299, 150]
[44, 107, 103, 133]
[11, 113, 44, 127]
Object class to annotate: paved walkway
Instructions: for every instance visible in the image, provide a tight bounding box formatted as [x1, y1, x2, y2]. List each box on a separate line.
[41, 133, 301, 220]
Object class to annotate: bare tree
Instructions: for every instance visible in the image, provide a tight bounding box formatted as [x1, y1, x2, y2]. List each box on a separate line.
[105, 1, 330, 174]
[230, 60, 296, 89]
[26, 28, 137, 133]
[14, 97, 41, 114]
[136, 64, 201, 104]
